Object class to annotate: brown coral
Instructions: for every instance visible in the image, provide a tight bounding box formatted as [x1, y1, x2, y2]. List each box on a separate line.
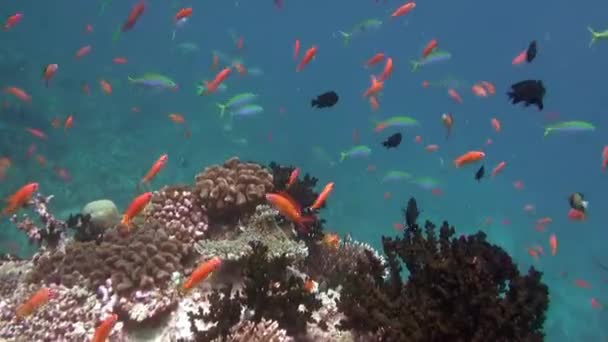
[194, 157, 274, 222]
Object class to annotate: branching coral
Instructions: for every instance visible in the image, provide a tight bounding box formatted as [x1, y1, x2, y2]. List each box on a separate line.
[9, 193, 67, 249]
[219, 318, 293, 342]
[241, 241, 321, 338]
[337, 197, 549, 342]
[187, 285, 243, 341]
[195, 157, 274, 222]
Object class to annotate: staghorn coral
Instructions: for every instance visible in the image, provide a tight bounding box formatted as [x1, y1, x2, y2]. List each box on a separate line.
[219, 318, 293, 342]
[195, 157, 273, 222]
[194, 205, 308, 262]
[241, 241, 321, 338]
[337, 197, 549, 342]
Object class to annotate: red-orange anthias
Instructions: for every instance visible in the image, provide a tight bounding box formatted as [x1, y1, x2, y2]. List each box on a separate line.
[266, 192, 315, 232]
[121, 192, 152, 228]
[182, 256, 222, 292]
[141, 154, 168, 184]
[2, 182, 38, 216]
[16, 287, 55, 319]
[91, 313, 118, 342]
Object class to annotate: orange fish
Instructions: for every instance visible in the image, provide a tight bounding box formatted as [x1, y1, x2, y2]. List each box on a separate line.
[549, 233, 557, 256]
[441, 113, 453, 139]
[121, 192, 152, 227]
[391, 2, 416, 17]
[512, 49, 527, 65]
[75, 45, 92, 59]
[205, 67, 231, 93]
[491, 161, 506, 177]
[311, 182, 334, 210]
[369, 96, 379, 111]
[168, 113, 184, 123]
[122, 1, 146, 32]
[602, 146, 608, 171]
[293, 39, 301, 60]
[491, 118, 501, 132]
[453, 151, 485, 168]
[471, 83, 488, 97]
[4, 86, 31, 102]
[286, 168, 299, 188]
[296, 46, 317, 72]
[64, 115, 74, 131]
[175, 8, 193, 21]
[182, 256, 222, 292]
[568, 208, 585, 221]
[233, 62, 247, 75]
[3, 182, 38, 216]
[99, 80, 112, 95]
[42, 64, 58, 87]
[4, 13, 23, 31]
[266, 193, 315, 231]
[422, 39, 437, 58]
[425, 144, 439, 152]
[16, 287, 55, 319]
[112, 57, 128, 64]
[141, 154, 168, 184]
[448, 88, 462, 103]
[480, 81, 495, 95]
[91, 314, 118, 342]
[363, 75, 383, 97]
[575, 279, 590, 289]
[377, 57, 393, 82]
[365, 52, 385, 68]
[26, 128, 47, 139]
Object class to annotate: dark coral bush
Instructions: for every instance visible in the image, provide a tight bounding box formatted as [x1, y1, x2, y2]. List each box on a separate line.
[337, 197, 549, 342]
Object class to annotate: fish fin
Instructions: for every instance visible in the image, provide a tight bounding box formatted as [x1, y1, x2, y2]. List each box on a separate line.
[409, 60, 419, 72]
[339, 152, 347, 162]
[337, 31, 351, 46]
[588, 26, 598, 47]
[216, 103, 226, 117]
[311, 99, 317, 107]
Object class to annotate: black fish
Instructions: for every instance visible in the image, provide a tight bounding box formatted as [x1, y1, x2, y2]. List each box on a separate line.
[404, 197, 420, 228]
[475, 165, 485, 181]
[507, 80, 545, 110]
[382, 132, 402, 149]
[526, 40, 537, 63]
[311, 91, 339, 108]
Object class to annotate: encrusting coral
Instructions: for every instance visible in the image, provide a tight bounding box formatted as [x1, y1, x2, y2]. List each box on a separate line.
[195, 157, 274, 222]
[337, 197, 550, 342]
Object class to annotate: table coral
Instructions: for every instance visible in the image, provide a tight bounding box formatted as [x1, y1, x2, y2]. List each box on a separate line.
[337, 198, 549, 341]
[194, 205, 308, 262]
[195, 157, 273, 222]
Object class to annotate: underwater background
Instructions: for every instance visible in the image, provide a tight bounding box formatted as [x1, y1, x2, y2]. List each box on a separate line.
[0, 0, 607, 340]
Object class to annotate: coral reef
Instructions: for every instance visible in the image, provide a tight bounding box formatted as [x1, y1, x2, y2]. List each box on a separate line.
[195, 157, 274, 222]
[66, 213, 104, 243]
[337, 197, 549, 342]
[9, 193, 67, 249]
[194, 205, 308, 262]
[219, 318, 293, 342]
[0, 262, 125, 341]
[187, 285, 242, 341]
[267, 162, 320, 209]
[240, 241, 321, 338]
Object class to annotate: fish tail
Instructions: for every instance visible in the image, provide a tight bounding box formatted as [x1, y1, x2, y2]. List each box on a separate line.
[588, 26, 599, 47]
[127, 76, 135, 83]
[337, 31, 351, 46]
[543, 128, 551, 137]
[216, 103, 226, 118]
[339, 152, 347, 162]
[409, 60, 419, 72]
